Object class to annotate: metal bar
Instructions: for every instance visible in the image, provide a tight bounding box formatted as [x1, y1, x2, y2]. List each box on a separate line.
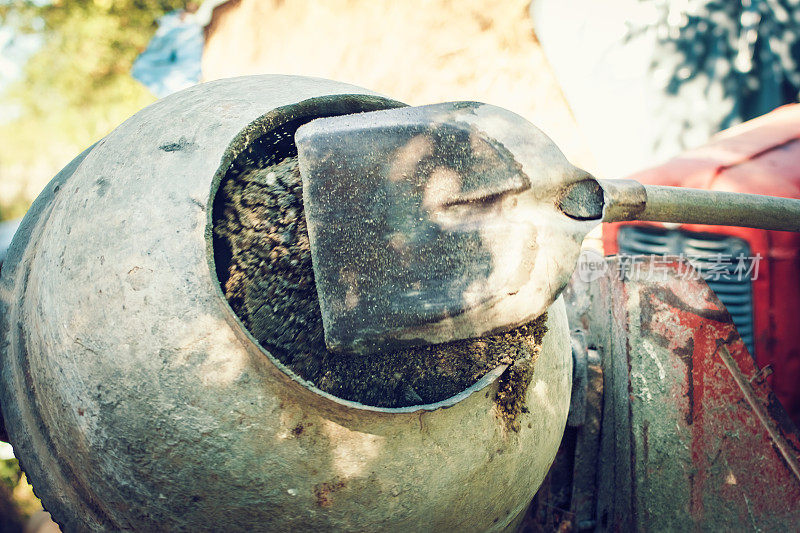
[600, 179, 800, 232]
[717, 344, 800, 484]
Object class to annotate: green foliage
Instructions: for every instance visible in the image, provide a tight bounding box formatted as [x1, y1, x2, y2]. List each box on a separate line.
[0, 458, 21, 490]
[0, 0, 189, 195]
[0, 457, 43, 519]
[0, 190, 31, 221]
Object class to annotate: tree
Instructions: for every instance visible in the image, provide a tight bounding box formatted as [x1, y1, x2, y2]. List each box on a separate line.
[0, 0, 188, 217]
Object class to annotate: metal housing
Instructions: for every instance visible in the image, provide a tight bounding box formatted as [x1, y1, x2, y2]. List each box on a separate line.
[0, 76, 572, 531]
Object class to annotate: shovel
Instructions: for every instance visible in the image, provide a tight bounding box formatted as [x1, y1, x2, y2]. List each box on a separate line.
[295, 102, 800, 355]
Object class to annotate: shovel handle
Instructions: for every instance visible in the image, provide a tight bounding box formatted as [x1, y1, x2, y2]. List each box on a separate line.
[598, 179, 800, 232]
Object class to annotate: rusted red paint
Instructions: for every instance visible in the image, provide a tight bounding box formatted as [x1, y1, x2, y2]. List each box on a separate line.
[635, 259, 800, 526]
[555, 255, 800, 530]
[604, 104, 800, 422]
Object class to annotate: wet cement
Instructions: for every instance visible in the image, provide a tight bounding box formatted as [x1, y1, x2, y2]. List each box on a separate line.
[213, 150, 547, 424]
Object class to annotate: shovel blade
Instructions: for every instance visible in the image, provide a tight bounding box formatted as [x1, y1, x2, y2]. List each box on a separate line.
[296, 102, 592, 354]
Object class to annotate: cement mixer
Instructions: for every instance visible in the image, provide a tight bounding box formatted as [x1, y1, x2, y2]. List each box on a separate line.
[0, 75, 572, 531]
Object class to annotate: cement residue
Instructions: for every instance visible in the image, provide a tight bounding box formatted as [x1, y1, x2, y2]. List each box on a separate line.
[213, 147, 546, 424]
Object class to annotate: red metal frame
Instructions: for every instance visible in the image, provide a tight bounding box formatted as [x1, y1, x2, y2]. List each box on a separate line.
[543, 257, 800, 530]
[603, 104, 800, 422]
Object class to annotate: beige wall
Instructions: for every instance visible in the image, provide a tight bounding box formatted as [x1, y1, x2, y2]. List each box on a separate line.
[201, 0, 593, 169]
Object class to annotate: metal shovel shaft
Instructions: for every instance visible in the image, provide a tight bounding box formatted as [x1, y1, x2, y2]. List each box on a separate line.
[562, 178, 800, 232]
[638, 184, 800, 231]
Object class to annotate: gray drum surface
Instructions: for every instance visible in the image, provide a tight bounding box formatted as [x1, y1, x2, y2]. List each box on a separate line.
[0, 75, 571, 532]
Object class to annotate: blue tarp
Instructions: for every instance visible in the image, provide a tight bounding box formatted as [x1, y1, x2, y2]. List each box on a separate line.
[131, 10, 204, 97]
[0, 219, 21, 265]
